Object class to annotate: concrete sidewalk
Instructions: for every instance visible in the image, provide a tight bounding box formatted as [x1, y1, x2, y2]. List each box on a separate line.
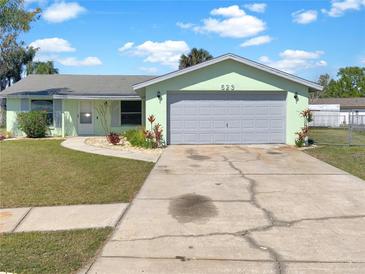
[0, 203, 128, 233]
[62, 137, 160, 162]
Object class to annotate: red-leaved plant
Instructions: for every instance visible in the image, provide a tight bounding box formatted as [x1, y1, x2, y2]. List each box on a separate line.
[153, 123, 163, 148]
[295, 108, 313, 147]
[144, 115, 164, 148]
[107, 132, 120, 145]
[148, 114, 156, 125]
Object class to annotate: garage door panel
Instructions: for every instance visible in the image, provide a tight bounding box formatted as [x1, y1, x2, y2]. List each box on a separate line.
[227, 120, 241, 128]
[228, 106, 242, 115]
[199, 107, 211, 115]
[184, 120, 199, 129]
[184, 107, 199, 115]
[271, 132, 285, 143]
[213, 134, 226, 144]
[271, 119, 285, 129]
[168, 92, 286, 144]
[213, 121, 226, 129]
[255, 119, 269, 128]
[199, 120, 212, 129]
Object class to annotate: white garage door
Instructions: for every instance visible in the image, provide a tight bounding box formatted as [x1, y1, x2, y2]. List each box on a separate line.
[167, 92, 286, 144]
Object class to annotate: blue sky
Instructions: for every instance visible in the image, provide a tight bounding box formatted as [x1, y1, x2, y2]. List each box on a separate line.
[23, 0, 365, 81]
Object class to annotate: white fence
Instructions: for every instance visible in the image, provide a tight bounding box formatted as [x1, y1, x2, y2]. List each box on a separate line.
[310, 111, 365, 128]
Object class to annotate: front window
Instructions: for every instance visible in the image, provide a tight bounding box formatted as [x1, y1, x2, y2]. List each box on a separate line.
[121, 101, 142, 125]
[31, 100, 53, 125]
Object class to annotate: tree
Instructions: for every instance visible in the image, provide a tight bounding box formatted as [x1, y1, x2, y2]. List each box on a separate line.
[318, 73, 331, 89]
[179, 48, 213, 69]
[311, 73, 331, 99]
[27, 61, 59, 75]
[0, 0, 40, 35]
[322, 67, 365, 98]
[0, 0, 41, 90]
[1, 36, 36, 89]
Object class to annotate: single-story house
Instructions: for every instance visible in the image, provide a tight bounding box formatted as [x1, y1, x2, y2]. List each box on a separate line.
[1, 53, 322, 145]
[309, 97, 365, 127]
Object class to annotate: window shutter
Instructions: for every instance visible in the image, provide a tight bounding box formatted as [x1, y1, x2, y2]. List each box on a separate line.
[20, 98, 29, 112]
[53, 99, 62, 128]
[111, 101, 121, 127]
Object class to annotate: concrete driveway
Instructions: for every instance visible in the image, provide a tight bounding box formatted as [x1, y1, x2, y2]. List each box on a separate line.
[88, 145, 365, 274]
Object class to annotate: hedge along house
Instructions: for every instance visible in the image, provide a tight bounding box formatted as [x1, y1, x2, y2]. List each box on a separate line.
[2, 54, 322, 145]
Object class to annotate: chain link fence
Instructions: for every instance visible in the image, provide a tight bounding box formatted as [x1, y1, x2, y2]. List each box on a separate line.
[308, 111, 365, 146]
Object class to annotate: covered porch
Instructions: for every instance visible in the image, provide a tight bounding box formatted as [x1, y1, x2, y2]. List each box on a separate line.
[6, 95, 145, 137]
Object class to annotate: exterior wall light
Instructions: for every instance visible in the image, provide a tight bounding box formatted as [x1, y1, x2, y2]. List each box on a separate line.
[157, 91, 161, 99]
[294, 92, 299, 101]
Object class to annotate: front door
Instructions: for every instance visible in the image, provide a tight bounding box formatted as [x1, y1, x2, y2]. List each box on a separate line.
[78, 101, 94, 135]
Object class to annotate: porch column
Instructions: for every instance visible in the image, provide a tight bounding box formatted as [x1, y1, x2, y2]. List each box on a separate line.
[61, 111, 65, 137]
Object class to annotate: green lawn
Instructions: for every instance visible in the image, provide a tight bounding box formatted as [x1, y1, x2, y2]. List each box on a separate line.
[305, 146, 365, 180]
[0, 140, 154, 208]
[306, 128, 365, 180]
[309, 128, 365, 145]
[0, 228, 112, 274]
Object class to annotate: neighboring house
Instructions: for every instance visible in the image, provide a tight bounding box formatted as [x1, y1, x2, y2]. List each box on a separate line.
[309, 98, 365, 127]
[1, 53, 322, 145]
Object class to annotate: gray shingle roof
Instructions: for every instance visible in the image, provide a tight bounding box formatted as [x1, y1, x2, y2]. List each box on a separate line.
[309, 97, 365, 108]
[0, 74, 156, 97]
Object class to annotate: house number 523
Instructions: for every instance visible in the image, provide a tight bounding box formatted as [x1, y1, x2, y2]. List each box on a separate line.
[221, 84, 235, 91]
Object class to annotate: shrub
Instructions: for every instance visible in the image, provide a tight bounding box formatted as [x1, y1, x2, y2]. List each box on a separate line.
[17, 111, 49, 138]
[295, 138, 305, 147]
[123, 128, 152, 149]
[107, 132, 120, 145]
[0, 134, 5, 141]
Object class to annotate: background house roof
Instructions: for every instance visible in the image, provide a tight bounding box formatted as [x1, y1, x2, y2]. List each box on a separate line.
[309, 97, 365, 108]
[1, 74, 155, 98]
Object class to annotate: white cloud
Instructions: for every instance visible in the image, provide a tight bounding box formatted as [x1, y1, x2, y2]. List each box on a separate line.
[130, 40, 189, 68]
[193, 5, 266, 38]
[259, 49, 327, 73]
[292, 10, 318, 24]
[176, 22, 195, 29]
[244, 3, 267, 13]
[139, 67, 159, 74]
[58, 57, 102, 66]
[322, 0, 365, 17]
[118, 42, 134, 52]
[29, 38, 75, 53]
[211, 5, 245, 17]
[360, 57, 365, 64]
[280, 49, 324, 59]
[240, 35, 272, 47]
[43, 1, 86, 23]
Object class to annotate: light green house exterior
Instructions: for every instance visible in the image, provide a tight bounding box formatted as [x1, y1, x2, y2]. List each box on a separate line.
[6, 98, 140, 137]
[3, 54, 322, 145]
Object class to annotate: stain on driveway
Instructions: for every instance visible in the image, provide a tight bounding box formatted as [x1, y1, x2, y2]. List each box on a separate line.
[168, 193, 218, 224]
[89, 145, 365, 274]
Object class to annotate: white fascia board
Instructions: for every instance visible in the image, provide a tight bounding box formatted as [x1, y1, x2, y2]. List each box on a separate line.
[132, 54, 323, 91]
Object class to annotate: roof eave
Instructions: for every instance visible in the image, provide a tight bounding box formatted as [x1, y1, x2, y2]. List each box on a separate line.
[132, 53, 323, 91]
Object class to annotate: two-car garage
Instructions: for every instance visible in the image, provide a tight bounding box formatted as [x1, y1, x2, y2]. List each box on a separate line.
[134, 54, 323, 145]
[167, 92, 286, 144]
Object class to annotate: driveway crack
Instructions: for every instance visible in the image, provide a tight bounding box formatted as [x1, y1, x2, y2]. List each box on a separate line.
[222, 151, 365, 274]
[223, 154, 285, 274]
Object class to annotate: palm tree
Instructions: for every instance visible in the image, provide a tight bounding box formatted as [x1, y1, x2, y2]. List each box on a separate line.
[179, 48, 213, 69]
[26, 61, 59, 75]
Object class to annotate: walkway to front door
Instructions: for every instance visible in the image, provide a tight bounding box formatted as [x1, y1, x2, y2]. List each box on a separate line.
[87, 145, 365, 274]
